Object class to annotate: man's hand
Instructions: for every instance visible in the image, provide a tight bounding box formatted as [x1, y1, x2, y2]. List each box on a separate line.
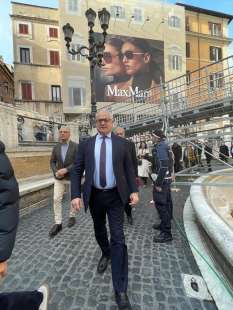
[129, 192, 139, 206]
[0, 261, 7, 278]
[155, 186, 162, 192]
[71, 198, 83, 212]
[56, 168, 68, 178]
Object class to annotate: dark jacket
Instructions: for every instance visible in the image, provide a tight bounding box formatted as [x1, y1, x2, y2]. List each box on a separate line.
[0, 141, 19, 263]
[71, 133, 138, 210]
[152, 140, 174, 187]
[50, 140, 77, 180]
[127, 140, 138, 177]
[205, 145, 213, 161]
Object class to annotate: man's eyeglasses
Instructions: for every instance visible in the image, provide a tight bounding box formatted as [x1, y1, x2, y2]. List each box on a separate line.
[103, 52, 121, 64]
[121, 51, 144, 60]
[96, 118, 112, 124]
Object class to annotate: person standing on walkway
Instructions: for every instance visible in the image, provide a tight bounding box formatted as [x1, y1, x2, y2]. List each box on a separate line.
[137, 142, 151, 185]
[115, 126, 138, 225]
[219, 142, 229, 162]
[172, 142, 182, 172]
[0, 141, 49, 310]
[151, 130, 174, 243]
[71, 111, 139, 310]
[49, 126, 78, 238]
[204, 142, 213, 172]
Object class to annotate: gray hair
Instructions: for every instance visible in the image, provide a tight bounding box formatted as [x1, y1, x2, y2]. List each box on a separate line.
[96, 110, 113, 120]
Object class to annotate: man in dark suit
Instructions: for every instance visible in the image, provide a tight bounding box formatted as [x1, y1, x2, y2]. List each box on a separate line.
[49, 126, 77, 237]
[71, 111, 139, 310]
[115, 127, 138, 225]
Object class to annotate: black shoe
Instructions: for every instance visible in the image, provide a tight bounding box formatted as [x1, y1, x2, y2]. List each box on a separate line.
[152, 223, 161, 230]
[67, 217, 76, 228]
[97, 255, 110, 274]
[127, 216, 133, 225]
[153, 232, 173, 243]
[115, 292, 132, 310]
[49, 224, 62, 238]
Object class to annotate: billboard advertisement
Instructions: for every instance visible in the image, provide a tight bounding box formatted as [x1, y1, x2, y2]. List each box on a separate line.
[94, 34, 164, 103]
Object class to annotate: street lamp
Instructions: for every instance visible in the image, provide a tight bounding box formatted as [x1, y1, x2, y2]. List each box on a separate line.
[63, 8, 110, 128]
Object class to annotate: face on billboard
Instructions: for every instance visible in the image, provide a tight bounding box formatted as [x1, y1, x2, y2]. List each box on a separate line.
[94, 35, 164, 103]
[102, 43, 125, 76]
[121, 42, 151, 76]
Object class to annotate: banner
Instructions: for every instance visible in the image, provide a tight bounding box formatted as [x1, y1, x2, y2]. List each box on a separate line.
[94, 34, 164, 103]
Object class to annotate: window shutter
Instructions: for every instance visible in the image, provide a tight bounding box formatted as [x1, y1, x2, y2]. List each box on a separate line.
[19, 24, 28, 34]
[208, 22, 212, 33]
[209, 75, 214, 89]
[55, 52, 59, 65]
[210, 47, 214, 61]
[186, 42, 190, 58]
[185, 16, 189, 31]
[219, 48, 222, 60]
[49, 27, 58, 38]
[22, 83, 32, 100]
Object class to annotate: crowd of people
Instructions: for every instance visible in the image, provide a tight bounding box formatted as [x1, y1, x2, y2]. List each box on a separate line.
[128, 131, 233, 177]
[0, 111, 176, 310]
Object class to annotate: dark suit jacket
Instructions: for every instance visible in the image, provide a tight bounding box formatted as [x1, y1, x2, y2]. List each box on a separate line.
[50, 140, 77, 180]
[127, 140, 138, 177]
[71, 133, 138, 211]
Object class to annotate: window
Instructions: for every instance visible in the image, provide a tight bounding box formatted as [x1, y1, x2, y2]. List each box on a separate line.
[68, 0, 78, 12]
[168, 16, 181, 28]
[208, 22, 221, 36]
[186, 71, 191, 85]
[49, 51, 60, 65]
[210, 46, 222, 61]
[209, 72, 224, 89]
[110, 6, 125, 19]
[51, 85, 61, 101]
[69, 87, 86, 106]
[185, 16, 190, 31]
[186, 42, 190, 58]
[20, 48, 30, 64]
[169, 55, 182, 71]
[19, 23, 29, 35]
[133, 8, 143, 22]
[21, 82, 32, 100]
[49, 27, 58, 38]
[70, 44, 85, 62]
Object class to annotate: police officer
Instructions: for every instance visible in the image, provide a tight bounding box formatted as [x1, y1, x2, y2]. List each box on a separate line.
[151, 130, 174, 243]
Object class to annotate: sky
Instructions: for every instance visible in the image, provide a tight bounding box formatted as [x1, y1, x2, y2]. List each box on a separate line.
[1, 0, 233, 64]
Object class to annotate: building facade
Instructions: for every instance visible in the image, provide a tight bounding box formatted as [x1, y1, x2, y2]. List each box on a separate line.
[176, 3, 233, 74]
[0, 58, 14, 104]
[11, 2, 63, 121]
[59, 0, 186, 122]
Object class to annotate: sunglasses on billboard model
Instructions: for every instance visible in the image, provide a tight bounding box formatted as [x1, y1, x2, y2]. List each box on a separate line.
[121, 51, 145, 60]
[102, 52, 122, 64]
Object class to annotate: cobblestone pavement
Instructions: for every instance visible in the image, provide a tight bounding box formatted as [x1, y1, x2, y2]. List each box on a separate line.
[1, 184, 217, 310]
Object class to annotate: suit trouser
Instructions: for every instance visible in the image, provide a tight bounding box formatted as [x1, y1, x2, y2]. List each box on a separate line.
[89, 188, 128, 293]
[53, 179, 76, 224]
[0, 291, 42, 310]
[153, 183, 173, 236]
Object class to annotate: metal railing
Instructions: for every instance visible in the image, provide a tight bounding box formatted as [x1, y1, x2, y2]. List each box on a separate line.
[98, 55, 233, 128]
[17, 114, 63, 144]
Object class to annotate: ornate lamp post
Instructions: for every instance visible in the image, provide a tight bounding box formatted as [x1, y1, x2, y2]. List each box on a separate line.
[63, 8, 110, 128]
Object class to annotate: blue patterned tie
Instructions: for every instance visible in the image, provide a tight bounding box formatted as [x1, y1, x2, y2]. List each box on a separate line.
[99, 136, 106, 187]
